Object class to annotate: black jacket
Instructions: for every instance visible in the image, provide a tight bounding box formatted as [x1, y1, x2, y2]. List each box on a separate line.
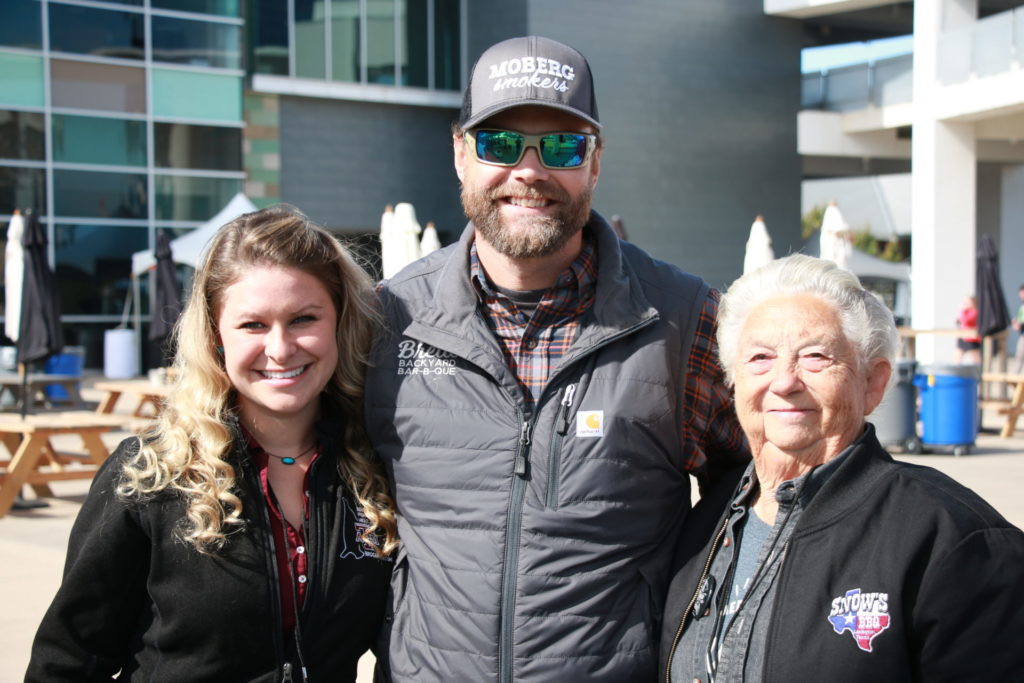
[27, 423, 392, 682]
[660, 426, 1024, 682]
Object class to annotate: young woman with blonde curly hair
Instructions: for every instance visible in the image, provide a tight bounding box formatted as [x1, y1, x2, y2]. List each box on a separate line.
[28, 205, 398, 682]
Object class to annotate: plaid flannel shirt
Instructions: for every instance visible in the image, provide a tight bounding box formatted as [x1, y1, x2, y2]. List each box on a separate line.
[470, 236, 746, 477]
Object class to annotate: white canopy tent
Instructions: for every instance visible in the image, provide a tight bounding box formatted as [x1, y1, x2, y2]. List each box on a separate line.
[127, 193, 258, 369]
[131, 193, 258, 276]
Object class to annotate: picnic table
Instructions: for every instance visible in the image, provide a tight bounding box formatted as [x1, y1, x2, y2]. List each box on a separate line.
[0, 373, 88, 410]
[94, 379, 172, 417]
[0, 411, 140, 517]
[980, 373, 1024, 438]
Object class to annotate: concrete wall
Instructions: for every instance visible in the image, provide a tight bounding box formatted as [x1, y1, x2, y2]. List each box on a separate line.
[278, 96, 464, 240]
[520, 0, 806, 289]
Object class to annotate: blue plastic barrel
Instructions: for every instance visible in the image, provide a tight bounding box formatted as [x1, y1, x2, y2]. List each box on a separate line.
[44, 346, 85, 401]
[912, 364, 979, 447]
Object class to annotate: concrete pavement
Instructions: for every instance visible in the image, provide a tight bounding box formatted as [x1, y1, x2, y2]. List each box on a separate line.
[2, 387, 1022, 680]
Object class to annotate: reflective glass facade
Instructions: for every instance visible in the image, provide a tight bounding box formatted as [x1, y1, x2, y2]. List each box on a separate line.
[0, 0, 244, 364]
[255, 0, 462, 92]
[52, 115, 147, 167]
[0, 110, 45, 160]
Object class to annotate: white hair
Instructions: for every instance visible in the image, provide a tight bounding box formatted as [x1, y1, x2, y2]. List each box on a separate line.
[717, 254, 898, 386]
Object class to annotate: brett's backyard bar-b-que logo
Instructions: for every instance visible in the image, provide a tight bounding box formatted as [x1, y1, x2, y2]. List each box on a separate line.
[487, 56, 574, 93]
[397, 340, 457, 376]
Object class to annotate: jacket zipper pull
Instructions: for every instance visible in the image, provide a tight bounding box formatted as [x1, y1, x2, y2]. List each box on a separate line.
[282, 662, 293, 683]
[557, 384, 577, 435]
[514, 421, 531, 476]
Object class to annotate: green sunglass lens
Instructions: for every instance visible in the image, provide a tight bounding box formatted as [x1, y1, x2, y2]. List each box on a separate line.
[540, 134, 587, 168]
[478, 131, 524, 165]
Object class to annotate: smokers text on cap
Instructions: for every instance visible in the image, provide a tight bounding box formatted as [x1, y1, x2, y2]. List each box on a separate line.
[459, 35, 600, 131]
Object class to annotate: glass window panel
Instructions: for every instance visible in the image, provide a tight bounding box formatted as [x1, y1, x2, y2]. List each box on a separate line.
[151, 0, 239, 17]
[295, 0, 326, 79]
[51, 59, 146, 113]
[54, 169, 147, 219]
[0, 53, 45, 108]
[365, 0, 394, 84]
[0, 110, 45, 160]
[49, 4, 144, 61]
[54, 223, 148, 315]
[251, 0, 288, 75]
[52, 115, 146, 166]
[151, 69, 241, 121]
[0, 0, 42, 50]
[330, 0, 361, 83]
[155, 175, 241, 221]
[152, 16, 241, 69]
[433, 0, 460, 91]
[155, 122, 241, 170]
[402, 0, 428, 87]
[0, 166, 46, 213]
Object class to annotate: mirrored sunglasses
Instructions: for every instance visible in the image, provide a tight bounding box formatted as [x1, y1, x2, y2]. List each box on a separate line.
[467, 129, 597, 169]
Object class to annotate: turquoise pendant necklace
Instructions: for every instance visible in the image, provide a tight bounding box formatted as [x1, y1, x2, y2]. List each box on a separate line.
[264, 441, 317, 466]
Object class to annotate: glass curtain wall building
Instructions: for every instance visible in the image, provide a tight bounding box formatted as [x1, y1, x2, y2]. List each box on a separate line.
[0, 0, 464, 368]
[0, 0, 244, 366]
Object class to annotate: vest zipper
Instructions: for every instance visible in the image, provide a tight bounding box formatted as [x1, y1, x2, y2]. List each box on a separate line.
[500, 413, 533, 683]
[545, 384, 576, 508]
[664, 517, 729, 683]
[281, 662, 292, 682]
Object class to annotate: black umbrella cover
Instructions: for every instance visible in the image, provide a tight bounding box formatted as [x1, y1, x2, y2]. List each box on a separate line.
[149, 229, 181, 342]
[976, 234, 1011, 338]
[16, 211, 63, 365]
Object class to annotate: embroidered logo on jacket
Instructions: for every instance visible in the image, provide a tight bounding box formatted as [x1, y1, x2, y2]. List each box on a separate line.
[339, 498, 390, 561]
[396, 340, 457, 376]
[827, 588, 890, 652]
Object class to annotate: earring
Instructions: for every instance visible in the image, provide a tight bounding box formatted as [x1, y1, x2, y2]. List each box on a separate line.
[216, 346, 224, 354]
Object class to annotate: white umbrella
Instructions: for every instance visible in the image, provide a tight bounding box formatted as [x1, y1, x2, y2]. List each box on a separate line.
[4, 211, 24, 342]
[819, 200, 853, 271]
[378, 204, 398, 279]
[743, 214, 775, 274]
[420, 221, 441, 256]
[381, 202, 422, 279]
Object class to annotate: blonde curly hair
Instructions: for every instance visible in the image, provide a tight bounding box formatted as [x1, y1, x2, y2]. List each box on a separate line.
[118, 205, 398, 556]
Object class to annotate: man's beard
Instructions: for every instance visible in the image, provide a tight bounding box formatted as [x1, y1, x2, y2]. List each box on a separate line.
[461, 180, 593, 259]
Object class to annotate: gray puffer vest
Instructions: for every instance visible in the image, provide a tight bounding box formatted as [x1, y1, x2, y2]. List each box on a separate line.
[366, 212, 709, 682]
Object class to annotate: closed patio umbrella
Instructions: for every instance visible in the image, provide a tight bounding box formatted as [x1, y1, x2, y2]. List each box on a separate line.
[743, 214, 775, 274]
[16, 211, 63, 418]
[976, 234, 1010, 339]
[149, 229, 181, 349]
[5, 210, 24, 343]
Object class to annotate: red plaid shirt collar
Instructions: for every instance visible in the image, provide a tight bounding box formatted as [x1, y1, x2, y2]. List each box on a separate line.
[469, 233, 598, 406]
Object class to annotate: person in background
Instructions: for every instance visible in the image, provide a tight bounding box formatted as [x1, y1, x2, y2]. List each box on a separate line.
[1013, 284, 1024, 374]
[660, 254, 1024, 682]
[27, 205, 398, 683]
[365, 35, 748, 682]
[955, 294, 981, 365]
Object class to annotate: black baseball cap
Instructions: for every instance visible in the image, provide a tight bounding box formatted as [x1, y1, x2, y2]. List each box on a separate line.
[459, 36, 600, 130]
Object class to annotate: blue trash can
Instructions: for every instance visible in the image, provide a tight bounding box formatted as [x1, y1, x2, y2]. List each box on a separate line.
[912, 364, 979, 454]
[44, 346, 85, 401]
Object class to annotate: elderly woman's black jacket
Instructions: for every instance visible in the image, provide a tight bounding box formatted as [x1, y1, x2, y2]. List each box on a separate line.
[27, 421, 392, 682]
[660, 425, 1024, 682]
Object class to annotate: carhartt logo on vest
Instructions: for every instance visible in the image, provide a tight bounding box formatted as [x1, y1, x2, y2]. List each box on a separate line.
[396, 339, 457, 376]
[827, 588, 891, 652]
[576, 410, 604, 438]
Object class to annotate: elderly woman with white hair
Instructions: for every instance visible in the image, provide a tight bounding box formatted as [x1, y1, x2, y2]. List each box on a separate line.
[659, 254, 1024, 682]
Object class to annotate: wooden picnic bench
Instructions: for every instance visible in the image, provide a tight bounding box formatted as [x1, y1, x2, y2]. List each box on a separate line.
[94, 379, 171, 417]
[0, 373, 88, 410]
[0, 411, 141, 517]
[980, 373, 1024, 438]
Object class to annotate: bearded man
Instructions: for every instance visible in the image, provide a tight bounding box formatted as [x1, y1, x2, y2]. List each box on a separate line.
[365, 35, 749, 683]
